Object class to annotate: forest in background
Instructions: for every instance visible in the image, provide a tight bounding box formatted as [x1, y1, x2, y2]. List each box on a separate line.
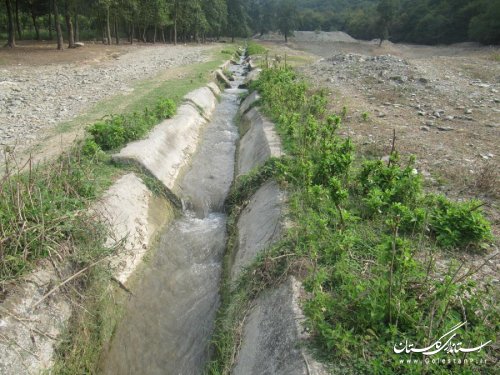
[293, 0, 500, 45]
[1, 0, 499, 50]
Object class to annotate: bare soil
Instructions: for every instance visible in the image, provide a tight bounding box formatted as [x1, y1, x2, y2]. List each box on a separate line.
[0, 41, 214, 161]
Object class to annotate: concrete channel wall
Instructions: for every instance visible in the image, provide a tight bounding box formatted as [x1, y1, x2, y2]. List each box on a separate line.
[0, 69, 232, 374]
[237, 107, 283, 176]
[229, 98, 327, 375]
[113, 88, 218, 194]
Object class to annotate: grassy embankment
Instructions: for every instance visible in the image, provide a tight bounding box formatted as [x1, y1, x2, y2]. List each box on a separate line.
[0, 45, 238, 374]
[208, 45, 497, 375]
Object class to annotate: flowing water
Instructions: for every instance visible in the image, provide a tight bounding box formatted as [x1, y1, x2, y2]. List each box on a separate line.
[101, 61, 246, 375]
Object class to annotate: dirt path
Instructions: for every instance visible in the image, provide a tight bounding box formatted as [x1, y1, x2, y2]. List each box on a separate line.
[0, 43, 214, 157]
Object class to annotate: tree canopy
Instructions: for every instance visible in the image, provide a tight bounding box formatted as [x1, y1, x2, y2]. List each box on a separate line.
[1, 0, 499, 48]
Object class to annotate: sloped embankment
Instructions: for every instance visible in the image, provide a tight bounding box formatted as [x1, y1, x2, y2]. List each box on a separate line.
[215, 83, 328, 374]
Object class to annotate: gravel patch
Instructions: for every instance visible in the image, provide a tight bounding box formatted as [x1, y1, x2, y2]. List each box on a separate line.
[0, 45, 212, 151]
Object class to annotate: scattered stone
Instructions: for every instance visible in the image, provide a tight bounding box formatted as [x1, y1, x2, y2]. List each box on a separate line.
[465, 108, 473, 114]
[420, 126, 430, 131]
[437, 126, 453, 131]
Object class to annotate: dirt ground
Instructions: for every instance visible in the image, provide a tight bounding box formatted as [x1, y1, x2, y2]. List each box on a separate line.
[0, 41, 214, 165]
[0, 40, 132, 66]
[258, 36, 499, 286]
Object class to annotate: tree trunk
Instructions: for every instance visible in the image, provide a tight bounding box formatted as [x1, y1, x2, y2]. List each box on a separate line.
[53, 0, 63, 50]
[74, 14, 79, 43]
[173, 4, 177, 45]
[48, 0, 53, 40]
[65, 12, 75, 48]
[174, 21, 177, 45]
[130, 23, 134, 44]
[105, 6, 111, 45]
[5, 0, 15, 47]
[161, 28, 165, 44]
[15, 0, 22, 40]
[285, 32, 288, 43]
[153, 25, 157, 44]
[31, 13, 40, 40]
[114, 17, 119, 44]
[142, 27, 146, 43]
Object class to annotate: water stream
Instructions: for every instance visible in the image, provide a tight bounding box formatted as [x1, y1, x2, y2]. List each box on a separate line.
[101, 60, 246, 375]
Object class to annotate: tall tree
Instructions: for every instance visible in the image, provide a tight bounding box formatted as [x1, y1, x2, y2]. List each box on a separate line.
[203, 0, 227, 39]
[377, 0, 399, 46]
[24, 0, 50, 40]
[170, 0, 180, 45]
[227, 0, 248, 42]
[5, 0, 16, 47]
[65, 0, 75, 48]
[15, 0, 22, 39]
[277, 0, 297, 42]
[53, 0, 64, 49]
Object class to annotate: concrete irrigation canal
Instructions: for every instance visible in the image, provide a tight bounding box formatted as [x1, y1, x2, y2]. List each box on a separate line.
[0, 50, 326, 375]
[97, 54, 325, 374]
[101, 60, 245, 375]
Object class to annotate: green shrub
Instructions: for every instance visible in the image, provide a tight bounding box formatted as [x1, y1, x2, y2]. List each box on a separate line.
[358, 155, 422, 216]
[87, 97, 177, 151]
[430, 196, 492, 248]
[155, 98, 176, 119]
[88, 118, 126, 151]
[246, 42, 267, 56]
[81, 138, 103, 159]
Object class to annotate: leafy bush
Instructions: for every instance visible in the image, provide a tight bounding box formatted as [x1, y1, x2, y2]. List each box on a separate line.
[430, 196, 492, 248]
[87, 97, 176, 151]
[246, 41, 267, 56]
[155, 98, 176, 119]
[358, 154, 422, 216]
[88, 117, 126, 151]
